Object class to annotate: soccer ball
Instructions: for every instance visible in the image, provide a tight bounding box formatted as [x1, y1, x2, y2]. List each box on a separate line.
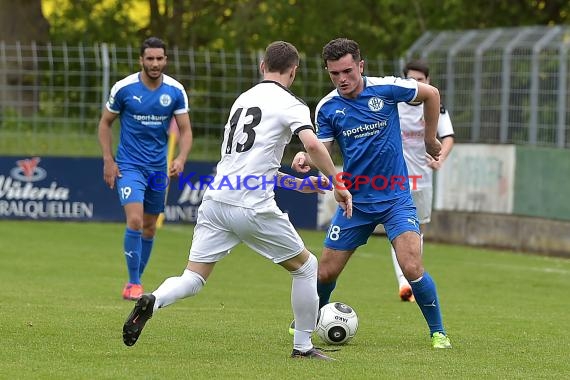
[316, 302, 358, 345]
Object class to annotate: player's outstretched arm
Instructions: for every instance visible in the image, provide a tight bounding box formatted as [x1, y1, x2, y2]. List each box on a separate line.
[170, 113, 193, 177]
[291, 151, 313, 173]
[291, 140, 333, 173]
[97, 108, 120, 189]
[276, 172, 330, 194]
[428, 135, 454, 170]
[297, 130, 352, 218]
[414, 82, 442, 160]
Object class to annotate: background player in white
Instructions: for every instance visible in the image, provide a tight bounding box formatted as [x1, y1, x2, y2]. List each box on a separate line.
[292, 38, 451, 348]
[122, 41, 352, 360]
[98, 37, 193, 300]
[392, 60, 455, 302]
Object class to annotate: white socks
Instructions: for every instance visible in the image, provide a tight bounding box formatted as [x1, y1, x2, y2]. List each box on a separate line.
[290, 253, 319, 352]
[152, 269, 206, 310]
[391, 245, 409, 288]
[149, 254, 320, 353]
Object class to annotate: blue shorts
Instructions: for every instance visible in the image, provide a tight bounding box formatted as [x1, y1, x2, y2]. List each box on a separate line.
[116, 165, 167, 215]
[323, 195, 420, 251]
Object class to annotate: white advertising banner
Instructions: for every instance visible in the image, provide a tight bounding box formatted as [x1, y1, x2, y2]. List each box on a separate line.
[434, 144, 515, 213]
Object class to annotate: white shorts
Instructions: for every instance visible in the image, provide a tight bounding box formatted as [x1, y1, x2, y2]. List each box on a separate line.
[411, 187, 433, 224]
[189, 199, 305, 264]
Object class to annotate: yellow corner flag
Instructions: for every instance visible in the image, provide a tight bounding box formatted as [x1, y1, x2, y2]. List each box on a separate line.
[157, 118, 179, 228]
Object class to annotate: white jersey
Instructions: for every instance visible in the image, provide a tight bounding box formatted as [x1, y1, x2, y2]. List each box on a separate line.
[399, 102, 454, 189]
[203, 80, 314, 209]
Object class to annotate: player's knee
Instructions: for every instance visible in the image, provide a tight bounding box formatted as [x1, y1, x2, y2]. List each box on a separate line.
[181, 269, 206, 296]
[401, 260, 424, 280]
[318, 263, 339, 283]
[143, 223, 157, 237]
[291, 253, 317, 279]
[127, 217, 143, 231]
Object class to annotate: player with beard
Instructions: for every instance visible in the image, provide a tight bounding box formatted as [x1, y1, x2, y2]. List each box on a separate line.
[98, 37, 193, 300]
[291, 38, 451, 349]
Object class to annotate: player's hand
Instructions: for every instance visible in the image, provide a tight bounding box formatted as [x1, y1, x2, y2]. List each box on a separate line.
[425, 138, 442, 161]
[291, 152, 311, 173]
[169, 157, 185, 177]
[426, 153, 443, 170]
[334, 188, 353, 218]
[296, 175, 331, 194]
[103, 159, 121, 189]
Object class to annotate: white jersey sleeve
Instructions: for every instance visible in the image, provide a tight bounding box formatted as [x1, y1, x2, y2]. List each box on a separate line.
[400, 102, 454, 190]
[437, 105, 454, 139]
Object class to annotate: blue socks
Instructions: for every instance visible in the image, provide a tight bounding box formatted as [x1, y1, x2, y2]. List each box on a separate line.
[410, 272, 445, 336]
[124, 228, 156, 284]
[316, 280, 337, 309]
[139, 236, 154, 276]
[123, 228, 142, 284]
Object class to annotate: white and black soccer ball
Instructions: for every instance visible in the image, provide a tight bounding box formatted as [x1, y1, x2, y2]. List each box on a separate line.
[316, 302, 358, 345]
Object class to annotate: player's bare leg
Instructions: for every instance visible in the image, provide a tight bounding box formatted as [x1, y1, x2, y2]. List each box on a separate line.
[392, 231, 423, 281]
[317, 247, 354, 308]
[391, 244, 415, 302]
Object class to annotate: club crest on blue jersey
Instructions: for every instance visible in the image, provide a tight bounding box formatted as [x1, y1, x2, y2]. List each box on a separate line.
[160, 94, 172, 107]
[367, 97, 384, 112]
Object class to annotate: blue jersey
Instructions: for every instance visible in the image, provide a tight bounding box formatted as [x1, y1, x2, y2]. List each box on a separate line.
[106, 72, 189, 170]
[315, 76, 417, 209]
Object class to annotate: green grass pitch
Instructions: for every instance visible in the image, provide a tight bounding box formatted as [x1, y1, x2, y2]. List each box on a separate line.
[1, 220, 568, 379]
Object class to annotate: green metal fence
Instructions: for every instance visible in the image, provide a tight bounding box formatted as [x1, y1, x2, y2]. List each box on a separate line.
[0, 41, 397, 159]
[406, 26, 570, 148]
[2, 26, 570, 159]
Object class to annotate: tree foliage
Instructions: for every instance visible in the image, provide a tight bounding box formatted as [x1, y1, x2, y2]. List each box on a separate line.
[1, 0, 568, 142]
[37, 0, 570, 57]
[46, 0, 142, 44]
[0, 0, 50, 114]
